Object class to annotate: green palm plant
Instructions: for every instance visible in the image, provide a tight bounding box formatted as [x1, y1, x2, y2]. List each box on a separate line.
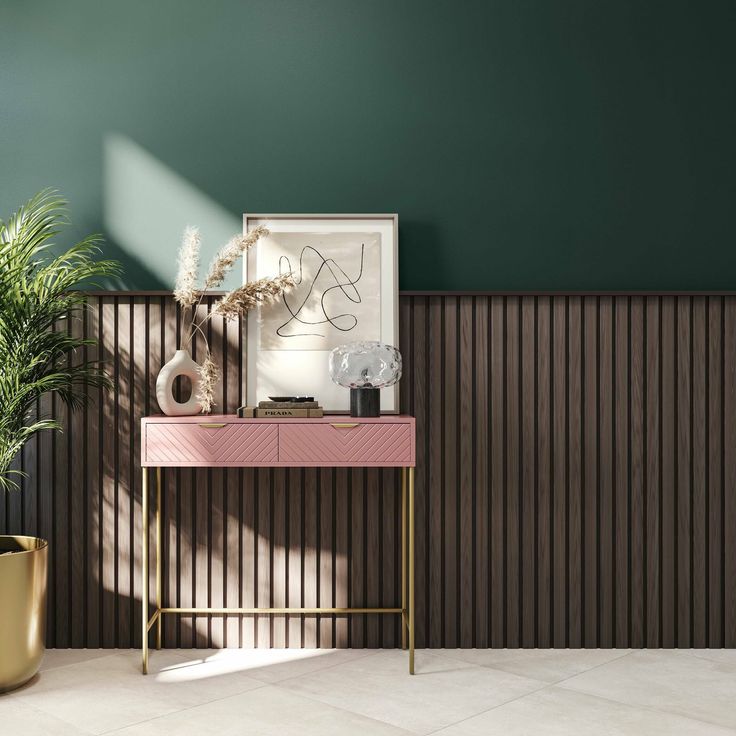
[0, 190, 121, 491]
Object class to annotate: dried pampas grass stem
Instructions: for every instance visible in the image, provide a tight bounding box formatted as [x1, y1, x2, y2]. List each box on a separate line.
[204, 225, 269, 289]
[197, 353, 221, 414]
[173, 226, 200, 309]
[212, 273, 294, 320]
[171, 224, 293, 413]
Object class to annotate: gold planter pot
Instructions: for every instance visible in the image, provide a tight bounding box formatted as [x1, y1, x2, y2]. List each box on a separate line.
[0, 535, 48, 693]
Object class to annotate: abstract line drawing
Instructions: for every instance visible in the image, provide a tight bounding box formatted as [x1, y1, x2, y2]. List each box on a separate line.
[276, 244, 366, 339]
[257, 231, 380, 351]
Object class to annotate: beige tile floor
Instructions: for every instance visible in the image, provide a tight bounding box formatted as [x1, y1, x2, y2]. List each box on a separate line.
[2, 647, 736, 735]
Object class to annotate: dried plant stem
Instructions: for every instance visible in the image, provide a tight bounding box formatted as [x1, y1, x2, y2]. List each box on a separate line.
[173, 227, 200, 309]
[171, 224, 291, 413]
[212, 273, 294, 319]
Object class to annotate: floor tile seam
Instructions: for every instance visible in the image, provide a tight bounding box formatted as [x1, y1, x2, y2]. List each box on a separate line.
[422, 651, 640, 736]
[261, 682, 419, 735]
[421, 681, 553, 736]
[430, 648, 634, 685]
[542, 649, 635, 685]
[551, 684, 736, 734]
[35, 650, 123, 674]
[672, 650, 736, 667]
[255, 649, 384, 684]
[7, 696, 98, 735]
[94, 682, 272, 735]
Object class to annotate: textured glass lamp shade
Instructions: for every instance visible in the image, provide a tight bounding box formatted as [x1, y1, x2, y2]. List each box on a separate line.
[328, 341, 402, 416]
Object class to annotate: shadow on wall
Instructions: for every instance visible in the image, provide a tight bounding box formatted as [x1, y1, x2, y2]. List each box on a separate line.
[92, 300, 354, 649]
[103, 134, 243, 291]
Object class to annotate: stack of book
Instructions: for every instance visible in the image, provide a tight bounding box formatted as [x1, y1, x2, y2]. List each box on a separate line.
[238, 400, 324, 418]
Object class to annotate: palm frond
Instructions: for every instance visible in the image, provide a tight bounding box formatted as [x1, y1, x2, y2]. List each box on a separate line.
[0, 191, 121, 492]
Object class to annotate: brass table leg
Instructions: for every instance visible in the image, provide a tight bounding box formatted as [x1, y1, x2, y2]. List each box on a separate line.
[140, 463, 415, 674]
[409, 466, 415, 675]
[141, 467, 149, 675]
[155, 468, 162, 650]
[401, 467, 407, 650]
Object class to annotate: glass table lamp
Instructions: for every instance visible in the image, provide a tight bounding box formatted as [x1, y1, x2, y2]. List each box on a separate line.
[328, 341, 402, 417]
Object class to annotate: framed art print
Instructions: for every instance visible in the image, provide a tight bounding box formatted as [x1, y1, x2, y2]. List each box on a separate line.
[244, 214, 399, 413]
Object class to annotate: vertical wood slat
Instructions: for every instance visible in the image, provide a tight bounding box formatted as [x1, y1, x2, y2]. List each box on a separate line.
[676, 298, 692, 647]
[725, 298, 736, 647]
[614, 298, 629, 648]
[505, 300, 520, 647]
[551, 297, 566, 647]
[536, 299, 551, 648]
[661, 298, 676, 648]
[427, 297, 443, 646]
[630, 298, 645, 647]
[691, 298, 707, 647]
[645, 297, 661, 647]
[520, 298, 535, 648]
[489, 297, 505, 647]
[459, 297, 474, 647]
[707, 298, 723, 647]
[443, 297, 458, 647]
[54, 314, 70, 647]
[100, 297, 116, 647]
[85, 298, 101, 647]
[1, 293, 734, 650]
[71, 306, 86, 647]
[583, 298, 598, 646]
[567, 298, 583, 647]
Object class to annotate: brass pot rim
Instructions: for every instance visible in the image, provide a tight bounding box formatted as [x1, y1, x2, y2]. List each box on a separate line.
[0, 534, 49, 557]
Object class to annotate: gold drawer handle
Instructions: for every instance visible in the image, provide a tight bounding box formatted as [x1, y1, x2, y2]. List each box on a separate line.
[330, 423, 359, 428]
[199, 422, 226, 428]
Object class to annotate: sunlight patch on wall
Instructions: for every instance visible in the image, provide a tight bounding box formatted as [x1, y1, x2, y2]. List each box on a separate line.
[103, 134, 242, 291]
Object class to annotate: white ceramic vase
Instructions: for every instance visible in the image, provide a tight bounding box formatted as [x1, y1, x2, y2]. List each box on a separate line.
[156, 349, 202, 416]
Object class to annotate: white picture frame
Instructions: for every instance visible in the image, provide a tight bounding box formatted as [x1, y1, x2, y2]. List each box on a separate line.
[244, 214, 399, 413]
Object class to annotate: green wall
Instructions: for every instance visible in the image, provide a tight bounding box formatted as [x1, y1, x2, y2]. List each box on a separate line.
[2, 0, 735, 290]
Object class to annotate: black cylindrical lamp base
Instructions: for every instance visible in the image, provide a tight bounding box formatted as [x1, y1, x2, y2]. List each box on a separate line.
[350, 387, 380, 417]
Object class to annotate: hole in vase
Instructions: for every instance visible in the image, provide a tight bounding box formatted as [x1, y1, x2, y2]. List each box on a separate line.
[173, 375, 192, 402]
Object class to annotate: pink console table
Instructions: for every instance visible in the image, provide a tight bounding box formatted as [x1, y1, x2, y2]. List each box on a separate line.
[140, 415, 416, 674]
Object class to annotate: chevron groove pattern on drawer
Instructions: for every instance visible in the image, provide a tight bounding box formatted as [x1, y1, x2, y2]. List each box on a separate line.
[279, 423, 413, 464]
[145, 423, 278, 465]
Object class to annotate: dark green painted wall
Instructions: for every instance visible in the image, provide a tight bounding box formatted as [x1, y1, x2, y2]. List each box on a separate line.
[2, 0, 735, 290]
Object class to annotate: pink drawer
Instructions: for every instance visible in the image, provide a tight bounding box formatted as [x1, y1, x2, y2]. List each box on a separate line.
[279, 422, 414, 466]
[144, 422, 278, 466]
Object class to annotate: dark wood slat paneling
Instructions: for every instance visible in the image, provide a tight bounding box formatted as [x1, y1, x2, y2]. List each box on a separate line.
[490, 297, 505, 647]
[520, 298, 535, 648]
[598, 297, 614, 648]
[583, 298, 598, 646]
[536, 299, 551, 647]
[506, 300, 521, 647]
[100, 297, 116, 648]
[661, 298, 676, 648]
[614, 297, 629, 648]
[443, 297, 458, 648]
[459, 297, 474, 647]
[567, 297, 583, 647]
[551, 297, 566, 647]
[85, 299, 101, 648]
[54, 316, 70, 647]
[4, 294, 735, 650]
[474, 298, 489, 648]
[676, 298, 692, 647]
[630, 298, 645, 647]
[645, 297, 661, 647]
[71, 307, 86, 647]
[692, 298, 707, 648]
[725, 298, 736, 647]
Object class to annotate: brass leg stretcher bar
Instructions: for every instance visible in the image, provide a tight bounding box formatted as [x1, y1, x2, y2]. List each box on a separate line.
[141, 467, 416, 674]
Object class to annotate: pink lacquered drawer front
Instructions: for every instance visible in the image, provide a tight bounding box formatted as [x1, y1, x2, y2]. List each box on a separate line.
[279, 422, 414, 466]
[144, 422, 279, 466]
